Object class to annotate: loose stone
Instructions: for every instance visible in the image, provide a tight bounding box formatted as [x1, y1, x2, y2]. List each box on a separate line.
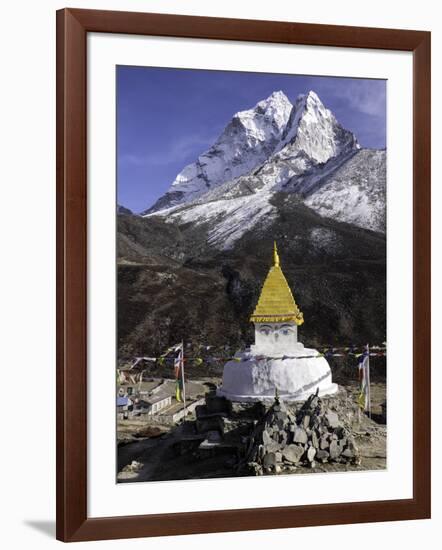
[293, 428, 308, 444]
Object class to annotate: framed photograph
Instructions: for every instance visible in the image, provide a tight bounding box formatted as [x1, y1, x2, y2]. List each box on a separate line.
[56, 8, 431, 542]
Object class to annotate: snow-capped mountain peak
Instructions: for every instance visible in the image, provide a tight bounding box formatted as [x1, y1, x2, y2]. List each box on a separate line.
[141, 90, 383, 250]
[236, 90, 293, 131]
[144, 90, 293, 214]
[145, 89, 361, 216]
[294, 90, 323, 112]
[276, 90, 359, 163]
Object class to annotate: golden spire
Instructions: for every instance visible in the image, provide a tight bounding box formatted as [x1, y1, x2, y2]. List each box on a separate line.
[273, 241, 280, 267]
[250, 243, 304, 325]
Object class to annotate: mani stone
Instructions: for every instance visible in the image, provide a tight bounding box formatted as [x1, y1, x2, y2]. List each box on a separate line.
[310, 395, 319, 410]
[311, 431, 319, 449]
[282, 444, 304, 464]
[265, 441, 281, 454]
[316, 449, 330, 462]
[262, 430, 272, 446]
[334, 427, 345, 439]
[303, 415, 311, 429]
[262, 453, 276, 468]
[342, 448, 355, 459]
[325, 411, 340, 429]
[329, 440, 342, 460]
[319, 436, 330, 450]
[293, 428, 308, 444]
[307, 446, 316, 462]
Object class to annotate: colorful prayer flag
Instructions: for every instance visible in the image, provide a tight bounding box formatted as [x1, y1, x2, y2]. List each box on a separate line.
[173, 344, 184, 402]
[175, 378, 183, 402]
[358, 348, 371, 412]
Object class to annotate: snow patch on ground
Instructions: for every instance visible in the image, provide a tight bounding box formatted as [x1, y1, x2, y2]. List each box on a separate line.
[309, 227, 342, 254]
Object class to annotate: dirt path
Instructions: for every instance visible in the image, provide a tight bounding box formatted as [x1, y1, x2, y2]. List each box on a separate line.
[117, 424, 188, 481]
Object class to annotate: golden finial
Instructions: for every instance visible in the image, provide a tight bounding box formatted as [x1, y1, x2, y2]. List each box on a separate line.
[273, 241, 280, 267]
[250, 242, 304, 326]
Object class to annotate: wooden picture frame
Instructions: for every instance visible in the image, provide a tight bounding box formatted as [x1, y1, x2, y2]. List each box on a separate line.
[56, 8, 431, 542]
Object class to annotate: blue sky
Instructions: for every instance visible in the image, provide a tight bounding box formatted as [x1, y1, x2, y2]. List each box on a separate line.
[117, 66, 386, 213]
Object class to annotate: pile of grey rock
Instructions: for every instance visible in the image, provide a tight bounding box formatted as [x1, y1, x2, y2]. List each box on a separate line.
[243, 390, 360, 475]
[117, 459, 144, 480]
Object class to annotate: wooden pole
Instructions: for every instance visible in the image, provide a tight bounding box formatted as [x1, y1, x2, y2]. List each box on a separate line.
[181, 340, 187, 420]
[367, 343, 372, 419]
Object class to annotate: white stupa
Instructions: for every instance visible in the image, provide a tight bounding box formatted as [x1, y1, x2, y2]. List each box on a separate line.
[217, 243, 337, 402]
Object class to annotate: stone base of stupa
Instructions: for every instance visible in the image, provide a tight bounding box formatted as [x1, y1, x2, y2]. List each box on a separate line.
[216, 347, 338, 403]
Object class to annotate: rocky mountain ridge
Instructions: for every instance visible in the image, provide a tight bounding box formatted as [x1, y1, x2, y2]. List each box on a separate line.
[142, 90, 385, 247]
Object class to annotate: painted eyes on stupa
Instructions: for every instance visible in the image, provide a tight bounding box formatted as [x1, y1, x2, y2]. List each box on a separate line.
[259, 325, 294, 337]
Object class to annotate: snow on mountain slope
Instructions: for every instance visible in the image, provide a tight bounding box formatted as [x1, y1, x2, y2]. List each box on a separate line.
[243, 91, 360, 197]
[167, 191, 276, 250]
[305, 149, 386, 232]
[177, 91, 359, 203]
[145, 90, 360, 216]
[145, 91, 293, 214]
[152, 148, 385, 250]
[142, 90, 385, 248]
[276, 91, 359, 163]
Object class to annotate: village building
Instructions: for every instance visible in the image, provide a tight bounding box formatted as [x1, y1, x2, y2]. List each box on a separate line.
[217, 243, 337, 402]
[117, 396, 133, 419]
[128, 393, 173, 417]
[143, 393, 172, 416]
[117, 389, 172, 419]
